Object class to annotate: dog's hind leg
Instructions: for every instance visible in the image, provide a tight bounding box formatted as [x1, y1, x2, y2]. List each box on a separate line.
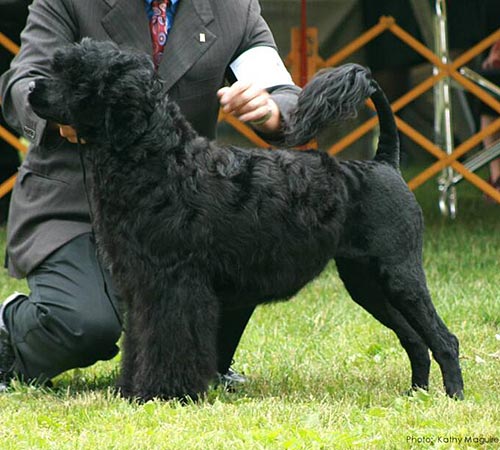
[336, 257, 431, 393]
[127, 273, 219, 402]
[375, 256, 464, 399]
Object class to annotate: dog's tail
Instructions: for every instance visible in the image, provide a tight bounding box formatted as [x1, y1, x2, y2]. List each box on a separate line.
[284, 63, 399, 169]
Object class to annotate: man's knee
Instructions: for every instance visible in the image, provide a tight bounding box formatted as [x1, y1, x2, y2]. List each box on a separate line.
[66, 310, 122, 363]
[10, 298, 122, 380]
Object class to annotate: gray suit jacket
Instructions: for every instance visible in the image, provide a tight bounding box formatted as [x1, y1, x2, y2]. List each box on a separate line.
[0, 0, 300, 278]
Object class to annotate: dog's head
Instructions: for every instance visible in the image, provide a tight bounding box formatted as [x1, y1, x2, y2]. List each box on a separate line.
[28, 38, 162, 149]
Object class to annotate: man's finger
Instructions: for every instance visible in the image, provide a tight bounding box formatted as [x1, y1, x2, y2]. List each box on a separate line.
[217, 81, 258, 113]
[58, 124, 85, 144]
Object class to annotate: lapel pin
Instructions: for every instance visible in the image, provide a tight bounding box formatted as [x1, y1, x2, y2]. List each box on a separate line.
[199, 33, 206, 43]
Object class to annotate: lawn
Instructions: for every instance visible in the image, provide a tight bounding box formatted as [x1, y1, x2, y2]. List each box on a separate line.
[0, 170, 498, 449]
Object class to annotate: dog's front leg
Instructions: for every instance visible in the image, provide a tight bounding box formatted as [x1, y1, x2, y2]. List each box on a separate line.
[127, 275, 219, 402]
[117, 299, 140, 399]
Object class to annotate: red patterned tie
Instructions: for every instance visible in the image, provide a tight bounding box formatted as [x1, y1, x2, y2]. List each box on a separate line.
[149, 0, 169, 69]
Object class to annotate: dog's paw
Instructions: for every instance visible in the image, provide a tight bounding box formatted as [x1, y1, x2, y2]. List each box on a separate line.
[445, 384, 464, 401]
[116, 383, 140, 402]
[119, 385, 203, 404]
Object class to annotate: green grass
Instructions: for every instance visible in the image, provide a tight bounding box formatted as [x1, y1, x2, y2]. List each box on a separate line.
[0, 170, 499, 449]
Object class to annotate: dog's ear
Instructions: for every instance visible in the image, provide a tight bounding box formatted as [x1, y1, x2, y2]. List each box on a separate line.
[104, 104, 149, 152]
[101, 51, 158, 151]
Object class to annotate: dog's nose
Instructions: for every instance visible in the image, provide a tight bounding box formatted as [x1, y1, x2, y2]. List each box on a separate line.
[28, 80, 36, 93]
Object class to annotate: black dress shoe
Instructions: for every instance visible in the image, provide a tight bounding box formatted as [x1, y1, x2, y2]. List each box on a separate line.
[0, 327, 15, 392]
[214, 367, 248, 391]
[0, 292, 25, 392]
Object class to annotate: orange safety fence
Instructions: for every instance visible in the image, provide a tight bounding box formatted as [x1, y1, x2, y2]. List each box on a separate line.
[0, 31, 27, 200]
[299, 16, 500, 203]
[0, 31, 19, 55]
[2, 20, 500, 203]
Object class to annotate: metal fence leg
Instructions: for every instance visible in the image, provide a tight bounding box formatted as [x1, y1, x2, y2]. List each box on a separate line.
[434, 0, 457, 217]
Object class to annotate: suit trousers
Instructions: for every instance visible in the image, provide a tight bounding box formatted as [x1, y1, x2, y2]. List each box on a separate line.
[4, 232, 254, 381]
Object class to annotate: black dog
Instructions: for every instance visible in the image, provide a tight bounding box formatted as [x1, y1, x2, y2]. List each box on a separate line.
[28, 39, 464, 402]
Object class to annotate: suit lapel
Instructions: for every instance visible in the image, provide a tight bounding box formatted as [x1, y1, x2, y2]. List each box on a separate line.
[101, 0, 217, 91]
[101, 0, 152, 56]
[159, 0, 217, 91]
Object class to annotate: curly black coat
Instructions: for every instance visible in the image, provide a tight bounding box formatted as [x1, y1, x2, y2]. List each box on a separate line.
[28, 39, 464, 402]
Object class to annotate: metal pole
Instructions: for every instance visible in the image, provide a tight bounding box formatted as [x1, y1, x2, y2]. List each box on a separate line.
[434, 0, 457, 217]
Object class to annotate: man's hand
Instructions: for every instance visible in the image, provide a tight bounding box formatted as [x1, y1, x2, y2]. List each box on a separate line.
[57, 124, 85, 144]
[217, 81, 281, 135]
